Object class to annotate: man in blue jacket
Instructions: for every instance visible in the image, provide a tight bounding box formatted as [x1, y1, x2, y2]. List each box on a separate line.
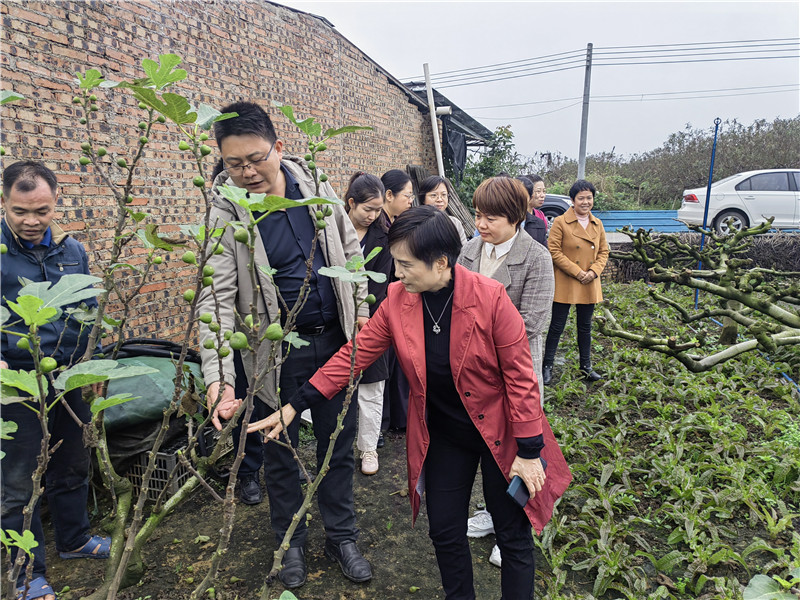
[1, 160, 108, 600]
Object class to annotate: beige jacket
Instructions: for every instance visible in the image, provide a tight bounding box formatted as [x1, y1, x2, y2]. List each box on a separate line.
[197, 156, 368, 409]
[548, 207, 609, 305]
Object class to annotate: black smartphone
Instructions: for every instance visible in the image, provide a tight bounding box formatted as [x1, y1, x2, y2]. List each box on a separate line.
[506, 457, 547, 508]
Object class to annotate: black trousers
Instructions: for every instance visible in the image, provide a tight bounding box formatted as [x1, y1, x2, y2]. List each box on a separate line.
[262, 325, 359, 547]
[425, 425, 535, 600]
[1, 387, 91, 586]
[543, 302, 595, 368]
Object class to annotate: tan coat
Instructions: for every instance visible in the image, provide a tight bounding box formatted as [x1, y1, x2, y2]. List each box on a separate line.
[548, 207, 609, 305]
[197, 156, 368, 409]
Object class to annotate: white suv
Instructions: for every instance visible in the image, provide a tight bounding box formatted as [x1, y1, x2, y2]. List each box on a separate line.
[677, 169, 800, 235]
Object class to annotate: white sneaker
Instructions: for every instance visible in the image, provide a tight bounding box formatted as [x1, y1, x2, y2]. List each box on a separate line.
[466, 509, 495, 538]
[488, 544, 501, 567]
[360, 450, 379, 475]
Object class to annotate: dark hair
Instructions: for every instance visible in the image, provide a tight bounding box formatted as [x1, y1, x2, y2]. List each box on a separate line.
[473, 177, 528, 226]
[211, 158, 225, 181]
[569, 179, 596, 200]
[526, 174, 544, 186]
[419, 175, 448, 204]
[345, 172, 384, 212]
[380, 169, 412, 196]
[2, 160, 58, 198]
[388, 205, 461, 268]
[214, 101, 277, 147]
[515, 176, 533, 196]
[496, 171, 512, 178]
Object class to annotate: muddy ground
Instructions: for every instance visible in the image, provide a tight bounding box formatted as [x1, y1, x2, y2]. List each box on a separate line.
[42, 428, 538, 600]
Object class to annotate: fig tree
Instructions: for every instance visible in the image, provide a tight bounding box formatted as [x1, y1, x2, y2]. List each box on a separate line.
[16, 337, 30, 351]
[200, 145, 212, 156]
[178, 140, 190, 151]
[199, 313, 213, 324]
[192, 176, 205, 187]
[183, 289, 195, 303]
[96, 147, 107, 157]
[233, 228, 249, 244]
[203, 339, 215, 350]
[319, 174, 328, 183]
[79, 157, 91, 166]
[181, 251, 197, 264]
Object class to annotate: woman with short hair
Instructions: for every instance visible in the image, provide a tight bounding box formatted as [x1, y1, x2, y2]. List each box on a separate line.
[457, 176, 555, 566]
[250, 206, 571, 600]
[542, 179, 609, 384]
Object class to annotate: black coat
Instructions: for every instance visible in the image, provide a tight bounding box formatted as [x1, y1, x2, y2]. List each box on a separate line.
[359, 215, 392, 383]
[523, 212, 548, 247]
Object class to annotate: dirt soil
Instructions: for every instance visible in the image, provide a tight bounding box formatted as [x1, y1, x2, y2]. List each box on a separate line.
[44, 429, 526, 600]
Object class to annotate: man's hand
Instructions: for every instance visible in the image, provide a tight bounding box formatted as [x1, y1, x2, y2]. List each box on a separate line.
[357, 316, 370, 330]
[508, 456, 546, 502]
[206, 381, 241, 431]
[247, 404, 297, 440]
[0, 360, 8, 370]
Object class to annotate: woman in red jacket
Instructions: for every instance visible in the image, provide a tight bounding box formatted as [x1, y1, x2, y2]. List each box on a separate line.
[250, 206, 570, 600]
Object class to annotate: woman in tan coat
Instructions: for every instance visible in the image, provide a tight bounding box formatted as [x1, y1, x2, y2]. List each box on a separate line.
[542, 179, 609, 384]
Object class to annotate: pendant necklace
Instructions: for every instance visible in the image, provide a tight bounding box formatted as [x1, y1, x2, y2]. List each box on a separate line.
[422, 290, 454, 335]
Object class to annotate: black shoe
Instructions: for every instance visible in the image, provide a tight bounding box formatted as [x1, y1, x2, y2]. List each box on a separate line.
[542, 364, 554, 386]
[377, 433, 385, 449]
[238, 474, 263, 505]
[580, 366, 602, 382]
[278, 547, 307, 589]
[324, 539, 372, 583]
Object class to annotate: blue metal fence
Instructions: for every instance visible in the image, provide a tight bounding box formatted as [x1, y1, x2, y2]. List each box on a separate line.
[593, 210, 688, 233]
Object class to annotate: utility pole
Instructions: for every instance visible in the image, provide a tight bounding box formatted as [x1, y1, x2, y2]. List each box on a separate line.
[424, 63, 446, 177]
[577, 43, 593, 180]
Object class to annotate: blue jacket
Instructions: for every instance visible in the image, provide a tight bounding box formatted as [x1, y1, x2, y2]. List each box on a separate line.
[1, 219, 98, 369]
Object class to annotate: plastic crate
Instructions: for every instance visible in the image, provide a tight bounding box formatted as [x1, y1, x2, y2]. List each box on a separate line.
[126, 429, 230, 501]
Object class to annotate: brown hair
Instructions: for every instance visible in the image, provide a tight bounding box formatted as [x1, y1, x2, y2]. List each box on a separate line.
[472, 177, 528, 226]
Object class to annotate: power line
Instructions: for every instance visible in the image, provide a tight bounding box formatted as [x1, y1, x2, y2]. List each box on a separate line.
[471, 87, 800, 121]
[399, 48, 584, 81]
[431, 57, 587, 86]
[463, 84, 800, 110]
[404, 38, 799, 83]
[473, 102, 583, 121]
[594, 54, 800, 67]
[435, 64, 586, 89]
[424, 48, 798, 89]
[593, 87, 800, 102]
[593, 37, 799, 51]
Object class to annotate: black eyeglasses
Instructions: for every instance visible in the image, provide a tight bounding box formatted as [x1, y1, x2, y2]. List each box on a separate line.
[224, 142, 276, 176]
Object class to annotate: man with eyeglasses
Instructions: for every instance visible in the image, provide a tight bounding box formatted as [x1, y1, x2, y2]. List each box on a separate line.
[196, 101, 372, 588]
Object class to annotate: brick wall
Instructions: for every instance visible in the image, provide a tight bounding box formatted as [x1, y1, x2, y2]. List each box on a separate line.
[1, 0, 437, 340]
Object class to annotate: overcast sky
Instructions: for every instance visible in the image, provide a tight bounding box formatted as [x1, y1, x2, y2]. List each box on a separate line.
[278, 1, 799, 161]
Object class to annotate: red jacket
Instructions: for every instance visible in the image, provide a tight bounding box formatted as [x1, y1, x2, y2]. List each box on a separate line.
[310, 264, 571, 533]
